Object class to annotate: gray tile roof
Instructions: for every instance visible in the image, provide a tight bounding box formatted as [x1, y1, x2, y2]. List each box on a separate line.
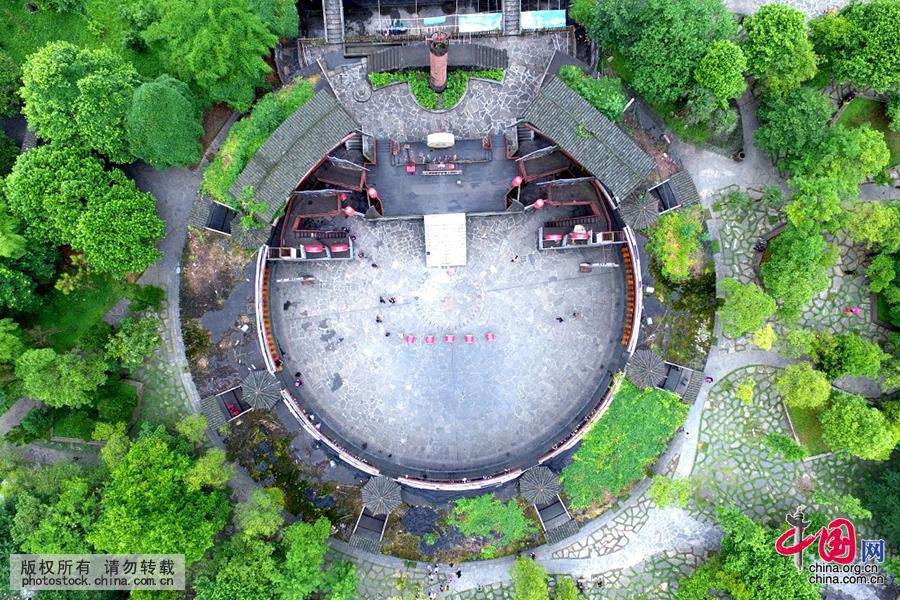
[669, 170, 701, 207]
[230, 90, 359, 223]
[522, 77, 655, 200]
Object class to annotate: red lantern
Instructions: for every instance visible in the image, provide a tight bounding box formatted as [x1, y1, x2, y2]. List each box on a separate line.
[534, 198, 546, 209]
[342, 206, 356, 217]
[425, 335, 435, 345]
[444, 334, 456, 343]
[465, 334, 475, 344]
[512, 175, 523, 187]
[405, 335, 415, 345]
[485, 332, 495, 342]
[367, 187, 379, 199]
[338, 192, 348, 202]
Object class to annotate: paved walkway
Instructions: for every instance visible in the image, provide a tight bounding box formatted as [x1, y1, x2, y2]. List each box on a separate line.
[726, 0, 851, 17]
[0, 398, 39, 437]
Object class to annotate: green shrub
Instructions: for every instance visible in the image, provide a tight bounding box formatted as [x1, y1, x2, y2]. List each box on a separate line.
[559, 65, 626, 122]
[52, 411, 97, 440]
[369, 68, 503, 111]
[735, 379, 755, 404]
[763, 432, 809, 461]
[510, 557, 548, 600]
[561, 379, 688, 508]
[127, 284, 166, 313]
[95, 381, 138, 423]
[777, 362, 831, 410]
[202, 79, 315, 203]
[648, 476, 692, 508]
[888, 94, 900, 133]
[20, 408, 53, 440]
[448, 494, 537, 545]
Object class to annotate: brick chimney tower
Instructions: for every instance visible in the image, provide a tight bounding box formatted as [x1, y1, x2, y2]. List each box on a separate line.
[429, 32, 449, 93]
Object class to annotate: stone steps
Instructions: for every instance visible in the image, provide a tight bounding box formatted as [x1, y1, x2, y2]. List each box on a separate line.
[323, 0, 343, 44]
[545, 518, 580, 545]
[503, 0, 520, 35]
[682, 376, 703, 405]
[348, 534, 382, 555]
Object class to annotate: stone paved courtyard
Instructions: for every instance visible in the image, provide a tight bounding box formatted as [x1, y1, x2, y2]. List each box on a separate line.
[328, 34, 568, 140]
[269, 207, 628, 478]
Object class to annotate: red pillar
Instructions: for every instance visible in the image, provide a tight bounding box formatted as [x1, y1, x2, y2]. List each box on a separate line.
[429, 33, 449, 93]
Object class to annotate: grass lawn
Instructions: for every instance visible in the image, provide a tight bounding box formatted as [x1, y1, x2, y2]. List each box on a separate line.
[836, 98, 900, 167]
[785, 404, 829, 456]
[0, 0, 165, 77]
[25, 273, 129, 351]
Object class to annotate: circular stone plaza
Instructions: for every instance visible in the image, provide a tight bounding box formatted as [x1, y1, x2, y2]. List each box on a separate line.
[216, 47, 656, 491]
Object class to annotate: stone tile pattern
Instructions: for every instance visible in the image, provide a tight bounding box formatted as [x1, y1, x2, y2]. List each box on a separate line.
[692, 365, 868, 527]
[267, 207, 628, 477]
[551, 494, 654, 560]
[711, 185, 888, 356]
[329, 34, 568, 140]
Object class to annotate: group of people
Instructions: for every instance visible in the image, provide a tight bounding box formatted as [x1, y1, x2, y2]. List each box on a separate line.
[424, 562, 463, 597]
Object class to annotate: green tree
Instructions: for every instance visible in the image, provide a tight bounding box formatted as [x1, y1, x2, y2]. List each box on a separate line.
[127, 75, 203, 169]
[624, 0, 737, 105]
[713, 507, 819, 599]
[19, 42, 137, 162]
[322, 561, 359, 600]
[776, 362, 830, 410]
[553, 576, 580, 600]
[87, 426, 229, 564]
[73, 174, 164, 275]
[176, 414, 208, 446]
[862, 457, 900, 548]
[743, 3, 817, 93]
[0, 51, 20, 117]
[0, 265, 37, 312]
[235, 487, 285, 539]
[718, 278, 776, 338]
[273, 517, 332, 598]
[821, 392, 895, 460]
[810, 0, 900, 92]
[92, 421, 131, 469]
[753, 324, 777, 351]
[104, 316, 161, 370]
[694, 40, 747, 106]
[0, 318, 26, 364]
[762, 431, 809, 461]
[558, 66, 627, 122]
[846, 201, 900, 253]
[185, 448, 234, 493]
[143, 0, 276, 110]
[760, 226, 834, 322]
[755, 87, 831, 163]
[570, 0, 598, 30]
[648, 475, 693, 508]
[249, 0, 300, 38]
[4, 144, 108, 243]
[511, 557, 549, 600]
[15, 348, 107, 408]
[0, 500, 15, 591]
[810, 489, 872, 520]
[812, 332, 887, 379]
[646, 207, 704, 283]
[0, 132, 19, 177]
[449, 494, 537, 545]
[0, 212, 27, 261]
[194, 536, 279, 600]
[14, 477, 97, 554]
[781, 328, 818, 358]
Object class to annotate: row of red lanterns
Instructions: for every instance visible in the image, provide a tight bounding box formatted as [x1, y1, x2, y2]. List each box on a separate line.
[404, 333, 495, 345]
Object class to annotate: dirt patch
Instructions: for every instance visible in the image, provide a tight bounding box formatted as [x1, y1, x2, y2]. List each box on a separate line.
[180, 229, 251, 319]
[200, 103, 236, 155]
[624, 112, 680, 181]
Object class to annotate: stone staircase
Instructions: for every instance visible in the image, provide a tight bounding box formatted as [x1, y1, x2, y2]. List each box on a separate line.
[368, 46, 402, 73]
[470, 44, 507, 69]
[323, 0, 344, 44]
[682, 374, 703, 405]
[503, 0, 521, 35]
[545, 519, 580, 545]
[348, 534, 381, 554]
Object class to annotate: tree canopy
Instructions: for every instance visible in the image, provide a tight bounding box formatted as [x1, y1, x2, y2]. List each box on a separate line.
[810, 0, 900, 92]
[755, 87, 832, 164]
[249, 0, 300, 38]
[776, 361, 831, 410]
[759, 225, 834, 322]
[127, 75, 203, 169]
[742, 3, 817, 94]
[511, 557, 549, 600]
[19, 42, 137, 163]
[694, 40, 747, 106]
[646, 207, 704, 283]
[622, 0, 737, 105]
[821, 392, 896, 460]
[15, 348, 108, 408]
[143, 0, 277, 110]
[87, 426, 229, 564]
[719, 278, 776, 338]
[448, 494, 537, 545]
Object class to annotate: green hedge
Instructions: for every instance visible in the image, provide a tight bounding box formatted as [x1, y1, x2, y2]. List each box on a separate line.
[53, 412, 97, 440]
[368, 68, 503, 111]
[202, 79, 315, 204]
